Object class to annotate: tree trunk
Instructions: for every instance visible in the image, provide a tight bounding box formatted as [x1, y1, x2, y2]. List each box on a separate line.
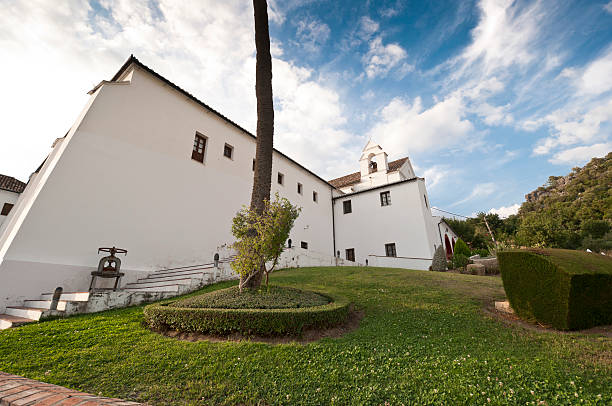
[241, 0, 274, 290]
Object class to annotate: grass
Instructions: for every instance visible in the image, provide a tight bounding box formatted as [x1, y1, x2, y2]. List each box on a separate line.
[173, 285, 330, 309]
[0, 267, 610, 405]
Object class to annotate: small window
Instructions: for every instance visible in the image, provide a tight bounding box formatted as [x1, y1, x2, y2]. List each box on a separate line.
[297, 183, 303, 195]
[343, 200, 352, 214]
[385, 243, 397, 257]
[345, 248, 355, 262]
[287, 239, 292, 248]
[424, 194, 428, 208]
[313, 191, 318, 202]
[252, 159, 256, 171]
[301, 241, 308, 249]
[369, 160, 377, 173]
[1, 203, 14, 216]
[191, 133, 206, 163]
[380, 191, 391, 206]
[278, 172, 284, 185]
[223, 143, 234, 159]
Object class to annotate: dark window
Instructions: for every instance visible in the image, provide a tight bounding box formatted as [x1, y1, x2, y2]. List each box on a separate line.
[278, 172, 284, 185]
[313, 191, 318, 202]
[1, 203, 14, 216]
[385, 243, 397, 257]
[343, 200, 352, 214]
[252, 159, 256, 171]
[191, 133, 206, 163]
[301, 241, 308, 249]
[223, 143, 233, 159]
[424, 194, 428, 208]
[287, 239, 292, 248]
[369, 160, 377, 173]
[297, 183, 303, 194]
[380, 191, 391, 206]
[345, 248, 355, 262]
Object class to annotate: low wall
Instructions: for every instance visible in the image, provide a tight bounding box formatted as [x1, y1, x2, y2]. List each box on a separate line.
[276, 247, 363, 269]
[366, 255, 431, 271]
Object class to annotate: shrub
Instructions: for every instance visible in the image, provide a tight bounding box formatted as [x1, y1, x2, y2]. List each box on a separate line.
[453, 238, 470, 257]
[431, 246, 447, 271]
[471, 248, 490, 258]
[144, 291, 352, 336]
[498, 249, 612, 330]
[452, 253, 470, 270]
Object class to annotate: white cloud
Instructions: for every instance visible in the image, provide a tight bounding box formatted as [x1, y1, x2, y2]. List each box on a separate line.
[0, 0, 357, 180]
[363, 36, 411, 79]
[456, 0, 543, 77]
[368, 96, 474, 157]
[451, 182, 497, 207]
[358, 16, 379, 40]
[577, 46, 612, 96]
[295, 18, 330, 53]
[420, 165, 452, 189]
[533, 98, 612, 155]
[488, 203, 520, 218]
[549, 143, 612, 165]
[604, 1, 612, 14]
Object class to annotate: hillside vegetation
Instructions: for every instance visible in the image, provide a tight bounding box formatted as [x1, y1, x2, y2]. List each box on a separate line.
[447, 153, 611, 253]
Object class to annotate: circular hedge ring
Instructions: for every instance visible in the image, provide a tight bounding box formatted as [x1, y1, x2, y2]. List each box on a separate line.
[143, 291, 352, 337]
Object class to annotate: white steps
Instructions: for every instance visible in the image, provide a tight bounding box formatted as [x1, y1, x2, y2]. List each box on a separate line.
[0, 255, 237, 330]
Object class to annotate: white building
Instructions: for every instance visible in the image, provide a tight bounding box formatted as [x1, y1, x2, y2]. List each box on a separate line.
[0, 56, 456, 312]
[0, 175, 25, 229]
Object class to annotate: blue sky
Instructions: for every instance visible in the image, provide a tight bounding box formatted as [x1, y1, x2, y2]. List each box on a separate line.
[0, 0, 611, 218]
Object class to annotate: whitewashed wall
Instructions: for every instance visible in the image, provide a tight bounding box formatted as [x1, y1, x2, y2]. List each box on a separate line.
[0, 65, 334, 312]
[0, 190, 19, 228]
[333, 179, 435, 267]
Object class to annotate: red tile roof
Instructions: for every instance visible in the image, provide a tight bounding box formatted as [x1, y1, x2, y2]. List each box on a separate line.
[328, 157, 409, 189]
[0, 175, 26, 193]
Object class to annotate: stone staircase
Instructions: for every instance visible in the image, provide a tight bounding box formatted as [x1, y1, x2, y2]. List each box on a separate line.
[0, 255, 237, 330]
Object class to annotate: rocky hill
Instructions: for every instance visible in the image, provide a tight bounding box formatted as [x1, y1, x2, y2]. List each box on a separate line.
[520, 152, 611, 221]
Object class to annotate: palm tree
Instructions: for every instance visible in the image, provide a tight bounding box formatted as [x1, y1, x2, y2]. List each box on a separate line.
[243, 0, 274, 289]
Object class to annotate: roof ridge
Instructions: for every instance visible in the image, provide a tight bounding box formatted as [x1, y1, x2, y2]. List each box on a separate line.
[328, 157, 410, 189]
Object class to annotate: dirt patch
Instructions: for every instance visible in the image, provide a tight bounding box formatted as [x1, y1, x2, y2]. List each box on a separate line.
[483, 305, 612, 338]
[153, 310, 365, 345]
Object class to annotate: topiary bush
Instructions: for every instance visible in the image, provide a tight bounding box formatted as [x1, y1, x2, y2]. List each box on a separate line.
[498, 249, 612, 330]
[144, 289, 352, 336]
[431, 246, 447, 271]
[453, 238, 470, 257]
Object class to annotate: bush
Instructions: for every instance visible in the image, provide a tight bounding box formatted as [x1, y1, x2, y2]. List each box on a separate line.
[144, 290, 352, 336]
[498, 249, 612, 330]
[431, 246, 447, 271]
[452, 253, 470, 270]
[453, 239, 470, 257]
[471, 248, 490, 258]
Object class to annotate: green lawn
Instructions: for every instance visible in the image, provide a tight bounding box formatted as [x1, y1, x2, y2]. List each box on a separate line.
[1, 267, 610, 405]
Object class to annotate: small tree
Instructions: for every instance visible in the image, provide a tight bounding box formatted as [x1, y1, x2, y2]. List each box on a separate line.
[431, 246, 447, 271]
[231, 193, 300, 291]
[453, 238, 470, 257]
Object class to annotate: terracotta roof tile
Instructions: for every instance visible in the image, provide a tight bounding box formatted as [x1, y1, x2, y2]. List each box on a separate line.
[329, 157, 409, 189]
[0, 175, 26, 193]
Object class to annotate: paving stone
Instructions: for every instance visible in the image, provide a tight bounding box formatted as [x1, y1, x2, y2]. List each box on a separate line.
[11, 391, 52, 405]
[28, 394, 71, 406]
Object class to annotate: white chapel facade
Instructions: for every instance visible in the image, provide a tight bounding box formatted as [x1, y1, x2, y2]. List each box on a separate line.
[0, 56, 456, 312]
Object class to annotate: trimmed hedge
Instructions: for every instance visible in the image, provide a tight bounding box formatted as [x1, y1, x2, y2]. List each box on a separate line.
[498, 249, 612, 330]
[143, 291, 352, 336]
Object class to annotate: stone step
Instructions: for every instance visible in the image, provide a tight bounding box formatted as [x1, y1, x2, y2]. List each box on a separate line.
[0, 314, 36, 330]
[139, 271, 212, 283]
[23, 299, 68, 311]
[126, 278, 194, 289]
[150, 265, 215, 277]
[123, 284, 180, 293]
[40, 291, 90, 302]
[5, 307, 44, 321]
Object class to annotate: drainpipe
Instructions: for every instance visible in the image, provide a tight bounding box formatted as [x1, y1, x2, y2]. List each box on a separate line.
[331, 185, 336, 257]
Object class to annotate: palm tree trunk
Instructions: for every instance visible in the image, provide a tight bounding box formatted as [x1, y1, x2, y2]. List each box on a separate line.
[242, 0, 274, 290]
